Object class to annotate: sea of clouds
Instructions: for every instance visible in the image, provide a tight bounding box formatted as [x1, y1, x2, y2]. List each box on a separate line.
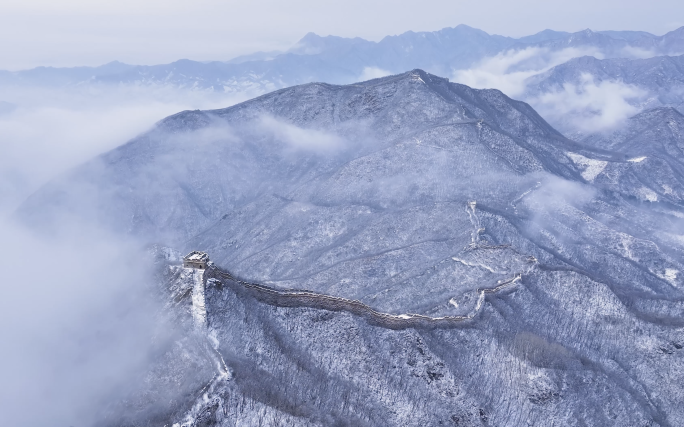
[452, 46, 652, 135]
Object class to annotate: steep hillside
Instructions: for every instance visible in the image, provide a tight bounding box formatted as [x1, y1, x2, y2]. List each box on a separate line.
[580, 107, 684, 204]
[18, 69, 580, 241]
[18, 70, 684, 426]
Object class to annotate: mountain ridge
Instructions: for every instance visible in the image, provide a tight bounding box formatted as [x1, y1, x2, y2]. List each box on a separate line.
[4, 25, 684, 91]
[17, 69, 684, 426]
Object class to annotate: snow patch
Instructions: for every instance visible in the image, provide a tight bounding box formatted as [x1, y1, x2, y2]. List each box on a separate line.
[636, 186, 658, 202]
[190, 268, 206, 328]
[452, 256, 506, 274]
[410, 73, 426, 84]
[566, 152, 607, 181]
[664, 268, 679, 286]
[628, 156, 647, 163]
[620, 236, 636, 261]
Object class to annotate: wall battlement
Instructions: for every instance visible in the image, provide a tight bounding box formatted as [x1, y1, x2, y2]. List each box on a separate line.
[183, 251, 209, 269]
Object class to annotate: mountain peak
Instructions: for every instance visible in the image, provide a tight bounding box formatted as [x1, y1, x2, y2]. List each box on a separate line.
[664, 25, 684, 36]
[298, 32, 322, 42]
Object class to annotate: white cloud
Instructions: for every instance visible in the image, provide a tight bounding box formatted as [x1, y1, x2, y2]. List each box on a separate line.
[359, 67, 393, 81]
[453, 47, 545, 96]
[452, 46, 654, 134]
[620, 46, 659, 59]
[0, 218, 163, 426]
[0, 84, 249, 215]
[452, 46, 604, 97]
[530, 73, 647, 133]
[0, 81, 250, 425]
[259, 115, 345, 154]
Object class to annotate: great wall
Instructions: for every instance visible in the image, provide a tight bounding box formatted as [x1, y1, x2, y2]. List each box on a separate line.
[201, 263, 523, 330]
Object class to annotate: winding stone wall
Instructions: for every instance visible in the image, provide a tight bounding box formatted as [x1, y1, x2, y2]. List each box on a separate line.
[203, 264, 521, 330]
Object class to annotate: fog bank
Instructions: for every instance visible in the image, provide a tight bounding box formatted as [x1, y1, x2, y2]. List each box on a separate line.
[0, 84, 249, 216]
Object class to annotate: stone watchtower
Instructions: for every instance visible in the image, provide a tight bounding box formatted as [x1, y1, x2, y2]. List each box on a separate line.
[183, 251, 210, 269]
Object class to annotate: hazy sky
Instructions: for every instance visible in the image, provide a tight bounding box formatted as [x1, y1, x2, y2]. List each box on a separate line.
[1, 0, 683, 70]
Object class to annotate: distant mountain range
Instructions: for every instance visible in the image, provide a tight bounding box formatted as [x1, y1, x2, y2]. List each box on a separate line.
[2, 25, 683, 93]
[3, 24, 684, 139]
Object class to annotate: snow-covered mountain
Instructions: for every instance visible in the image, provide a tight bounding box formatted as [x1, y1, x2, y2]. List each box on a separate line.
[19, 70, 684, 425]
[4, 25, 684, 145]
[580, 107, 684, 203]
[2, 24, 511, 90]
[3, 25, 683, 94]
[525, 54, 684, 119]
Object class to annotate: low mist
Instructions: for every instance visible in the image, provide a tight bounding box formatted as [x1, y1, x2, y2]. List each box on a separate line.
[0, 83, 251, 426]
[0, 216, 164, 427]
[453, 46, 605, 98]
[530, 74, 647, 133]
[0, 83, 251, 216]
[452, 47, 654, 134]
